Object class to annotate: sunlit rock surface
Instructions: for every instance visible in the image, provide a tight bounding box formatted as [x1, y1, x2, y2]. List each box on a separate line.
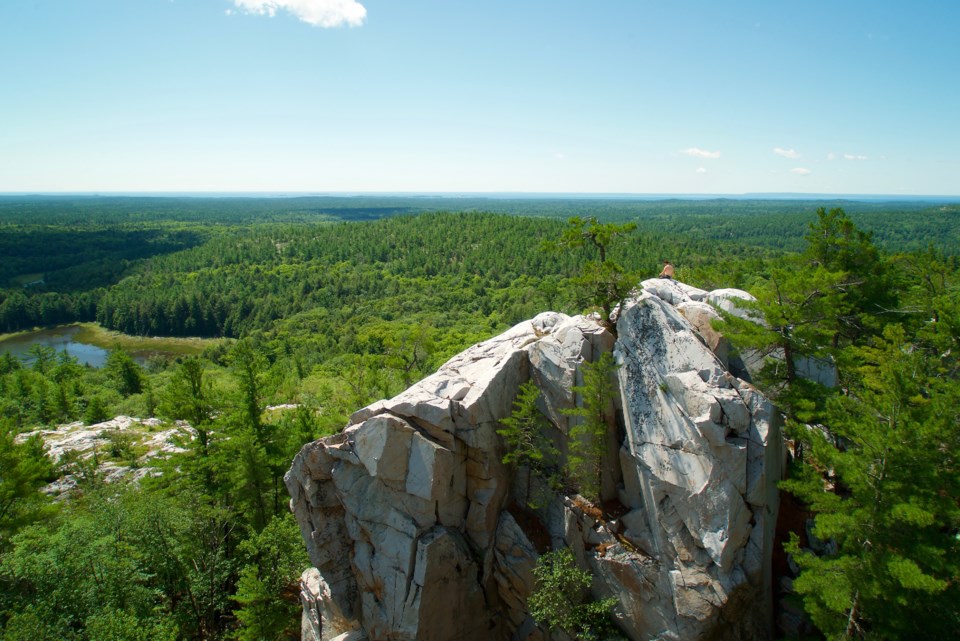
[287, 284, 783, 641]
[16, 415, 194, 497]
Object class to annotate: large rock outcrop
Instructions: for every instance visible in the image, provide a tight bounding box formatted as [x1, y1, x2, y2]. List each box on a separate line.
[286, 281, 782, 641]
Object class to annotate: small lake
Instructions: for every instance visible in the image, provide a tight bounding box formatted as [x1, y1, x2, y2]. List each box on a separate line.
[0, 326, 169, 368]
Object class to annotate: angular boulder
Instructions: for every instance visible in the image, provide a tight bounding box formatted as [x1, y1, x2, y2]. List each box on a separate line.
[287, 285, 782, 641]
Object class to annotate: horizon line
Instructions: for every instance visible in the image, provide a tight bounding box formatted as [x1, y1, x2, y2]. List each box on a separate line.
[2, 191, 959, 201]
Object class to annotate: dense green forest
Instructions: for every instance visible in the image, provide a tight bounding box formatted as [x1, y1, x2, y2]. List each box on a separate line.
[1, 196, 958, 640]
[2, 196, 958, 337]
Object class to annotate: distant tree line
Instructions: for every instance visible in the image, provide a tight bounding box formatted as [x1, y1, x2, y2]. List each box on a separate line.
[1, 211, 775, 337]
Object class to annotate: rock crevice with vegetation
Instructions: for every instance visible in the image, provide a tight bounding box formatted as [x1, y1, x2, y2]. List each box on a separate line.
[286, 281, 782, 641]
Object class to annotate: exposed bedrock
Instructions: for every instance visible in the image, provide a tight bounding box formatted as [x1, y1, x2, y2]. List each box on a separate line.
[287, 281, 782, 641]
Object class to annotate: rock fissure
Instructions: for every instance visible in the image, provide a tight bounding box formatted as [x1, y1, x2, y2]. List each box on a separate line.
[287, 287, 782, 641]
[636, 439, 705, 457]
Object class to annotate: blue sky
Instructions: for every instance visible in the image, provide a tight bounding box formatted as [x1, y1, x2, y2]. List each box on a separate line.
[2, 0, 958, 195]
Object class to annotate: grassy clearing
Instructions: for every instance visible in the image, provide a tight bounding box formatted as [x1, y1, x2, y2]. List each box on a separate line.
[71, 323, 226, 357]
[9, 272, 45, 286]
[0, 324, 224, 357]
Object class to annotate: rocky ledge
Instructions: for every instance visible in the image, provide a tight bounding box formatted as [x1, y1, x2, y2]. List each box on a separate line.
[285, 279, 782, 641]
[16, 415, 194, 496]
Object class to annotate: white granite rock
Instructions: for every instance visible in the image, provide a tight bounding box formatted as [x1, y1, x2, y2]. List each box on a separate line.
[492, 512, 539, 628]
[299, 568, 364, 641]
[677, 300, 730, 367]
[706, 288, 759, 320]
[612, 290, 781, 639]
[16, 416, 193, 497]
[353, 414, 414, 483]
[405, 431, 454, 501]
[641, 278, 710, 305]
[527, 314, 615, 434]
[287, 283, 781, 641]
[287, 313, 614, 640]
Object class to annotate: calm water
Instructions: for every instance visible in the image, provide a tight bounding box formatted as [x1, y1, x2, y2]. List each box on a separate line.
[0, 326, 143, 368]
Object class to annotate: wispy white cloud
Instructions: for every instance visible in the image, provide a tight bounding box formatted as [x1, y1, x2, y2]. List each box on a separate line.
[680, 147, 721, 159]
[843, 153, 869, 161]
[827, 152, 837, 160]
[773, 147, 800, 159]
[232, 0, 366, 27]
[696, 167, 707, 174]
[791, 167, 812, 176]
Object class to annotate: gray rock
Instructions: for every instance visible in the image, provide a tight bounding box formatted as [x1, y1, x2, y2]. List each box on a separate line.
[353, 414, 414, 484]
[641, 278, 710, 305]
[677, 301, 730, 368]
[612, 291, 781, 639]
[16, 416, 194, 498]
[287, 283, 782, 641]
[706, 288, 759, 321]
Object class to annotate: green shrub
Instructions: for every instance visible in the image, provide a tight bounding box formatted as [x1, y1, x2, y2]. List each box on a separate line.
[528, 548, 619, 640]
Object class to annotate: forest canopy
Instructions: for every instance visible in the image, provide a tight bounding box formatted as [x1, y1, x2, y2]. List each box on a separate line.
[0, 196, 958, 640]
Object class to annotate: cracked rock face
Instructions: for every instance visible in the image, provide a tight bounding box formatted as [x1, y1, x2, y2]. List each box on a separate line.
[614, 292, 782, 640]
[287, 289, 781, 641]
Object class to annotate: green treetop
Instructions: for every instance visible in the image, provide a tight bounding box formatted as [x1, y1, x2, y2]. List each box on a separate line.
[544, 216, 638, 324]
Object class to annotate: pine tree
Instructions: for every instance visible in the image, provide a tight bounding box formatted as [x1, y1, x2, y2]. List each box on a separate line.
[719, 210, 960, 639]
[0, 428, 54, 549]
[563, 352, 618, 504]
[229, 340, 267, 441]
[782, 324, 960, 639]
[232, 514, 308, 641]
[544, 216, 637, 323]
[163, 357, 215, 453]
[497, 380, 559, 506]
[105, 348, 144, 397]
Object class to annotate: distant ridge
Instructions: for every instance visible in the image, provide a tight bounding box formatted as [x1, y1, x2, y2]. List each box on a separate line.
[1, 191, 958, 202]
